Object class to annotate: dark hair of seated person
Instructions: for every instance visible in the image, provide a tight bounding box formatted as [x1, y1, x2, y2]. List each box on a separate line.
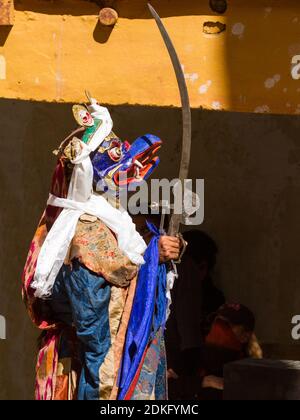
[183, 230, 218, 270]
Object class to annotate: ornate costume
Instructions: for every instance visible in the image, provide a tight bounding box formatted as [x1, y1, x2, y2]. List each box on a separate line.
[22, 97, 168, 400]
[22, 4, 193, 401]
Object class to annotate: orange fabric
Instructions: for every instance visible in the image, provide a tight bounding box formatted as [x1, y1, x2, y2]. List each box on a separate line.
[54, 375, 69, 400]
[205, 319, 242, 353]
[35, 332, 59, 400]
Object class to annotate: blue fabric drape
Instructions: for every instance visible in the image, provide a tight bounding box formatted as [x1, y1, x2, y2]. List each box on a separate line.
[118, 223, 167, 400]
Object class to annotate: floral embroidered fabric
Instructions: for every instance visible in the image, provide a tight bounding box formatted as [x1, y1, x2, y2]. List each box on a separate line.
[66, 216, 138, 288]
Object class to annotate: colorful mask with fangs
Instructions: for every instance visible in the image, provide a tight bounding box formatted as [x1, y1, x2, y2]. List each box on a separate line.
[67, 102, 162, 198]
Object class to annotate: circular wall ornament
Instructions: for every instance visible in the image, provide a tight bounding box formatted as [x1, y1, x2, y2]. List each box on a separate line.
[98, 7, 119, 26]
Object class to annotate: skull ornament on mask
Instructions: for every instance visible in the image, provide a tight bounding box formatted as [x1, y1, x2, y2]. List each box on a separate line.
[63, 100, 162, 199]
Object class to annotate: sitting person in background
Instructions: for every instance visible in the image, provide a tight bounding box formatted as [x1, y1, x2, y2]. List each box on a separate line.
[200, 303, 263, 400]
[166, 230, 225, 400]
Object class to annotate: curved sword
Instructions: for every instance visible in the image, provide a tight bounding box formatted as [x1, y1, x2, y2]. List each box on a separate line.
[148, 3, 192, 237]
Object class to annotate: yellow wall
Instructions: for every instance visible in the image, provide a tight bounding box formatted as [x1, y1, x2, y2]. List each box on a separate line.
[0, 0, 300, 114]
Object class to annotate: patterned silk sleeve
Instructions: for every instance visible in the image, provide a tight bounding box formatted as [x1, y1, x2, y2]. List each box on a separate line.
[66, 215, 138, 288]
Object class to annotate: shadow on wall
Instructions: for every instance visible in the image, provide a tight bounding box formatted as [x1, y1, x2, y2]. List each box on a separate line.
[1, 98, 300, 398]
[93, 21, 114, 44]
[0, 26, 12, 46]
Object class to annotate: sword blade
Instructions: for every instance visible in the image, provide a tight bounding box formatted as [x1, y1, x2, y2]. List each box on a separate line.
[148, 3, 192, 236]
